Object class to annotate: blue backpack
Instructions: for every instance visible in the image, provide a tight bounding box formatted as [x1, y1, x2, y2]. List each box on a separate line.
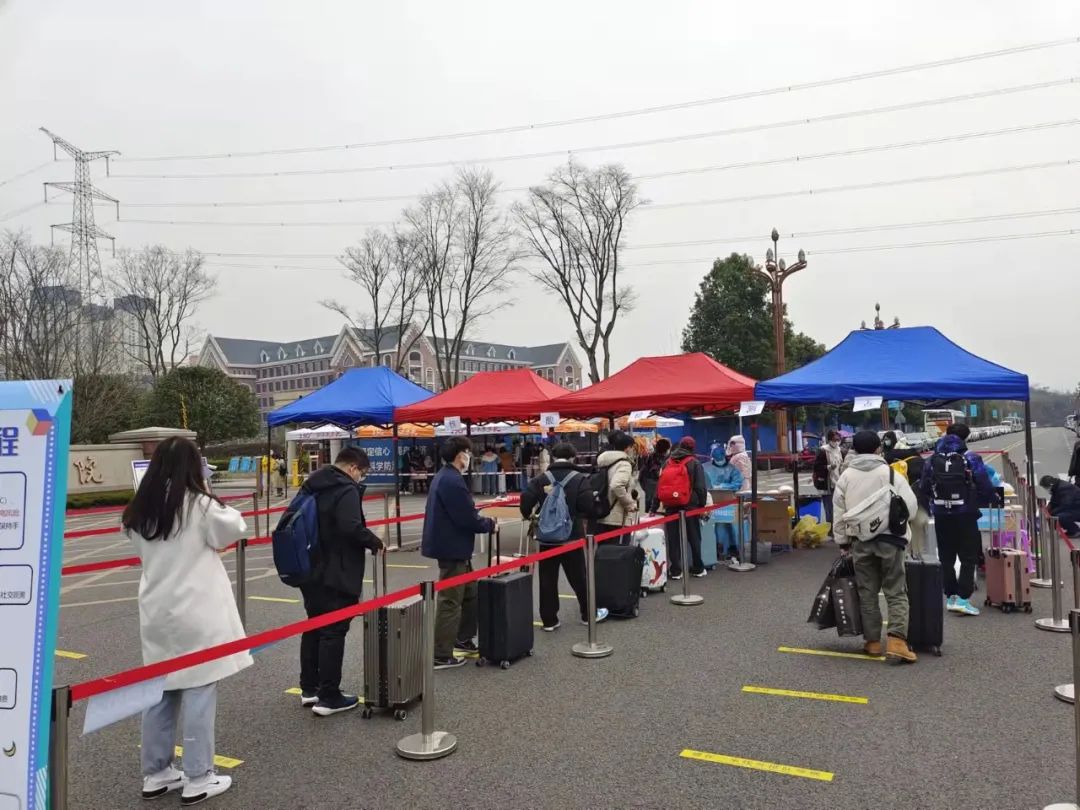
[272, 489, 321, 587]
[536, 471, 578, 544]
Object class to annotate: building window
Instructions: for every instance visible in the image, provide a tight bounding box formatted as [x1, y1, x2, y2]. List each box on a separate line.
[425, 368, 434, 389]
[383, 354, 391, 367]
[565, 364, 573, 374]
[314, 340, 323, 353]
[486, 346, 495, 358]
[296, 344, 305, 357]
[508, 349, 516, 360]
[277, 347, 287, 360]
[260, 350, 269, 362]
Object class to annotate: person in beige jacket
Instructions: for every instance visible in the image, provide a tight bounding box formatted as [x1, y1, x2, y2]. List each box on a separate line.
[593, 430, 640, 534]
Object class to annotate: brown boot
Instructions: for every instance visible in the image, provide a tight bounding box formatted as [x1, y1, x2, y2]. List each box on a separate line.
[886, 635, 917, 663]
[862, 640, 882, 656]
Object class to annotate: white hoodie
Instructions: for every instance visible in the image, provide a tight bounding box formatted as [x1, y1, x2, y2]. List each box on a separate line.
[832, 453, 918, 545]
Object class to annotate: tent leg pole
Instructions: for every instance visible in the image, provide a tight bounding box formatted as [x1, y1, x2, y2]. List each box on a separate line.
[393, 425, 402, 550]
[266, 424, 272, 517]
[789, 408, 800, 504]
[750, 418, 759, 565]
[1025, 400, 1039, 554]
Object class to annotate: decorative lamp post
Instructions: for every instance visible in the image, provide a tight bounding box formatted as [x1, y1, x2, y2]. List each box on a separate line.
[753, 228, 807, 453]
[860, 303, 901, 427]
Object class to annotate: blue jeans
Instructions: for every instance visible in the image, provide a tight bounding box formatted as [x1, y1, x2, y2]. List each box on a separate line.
[715, 522, 738, 556]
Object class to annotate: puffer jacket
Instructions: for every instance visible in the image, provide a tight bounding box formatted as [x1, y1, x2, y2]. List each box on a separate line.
[725, 435, 752, 483]
[833, 453, 918, 545]
[595, 449, 639, 527]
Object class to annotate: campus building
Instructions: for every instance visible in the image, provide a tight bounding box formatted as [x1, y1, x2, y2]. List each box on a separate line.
[198, 324, 583, 423]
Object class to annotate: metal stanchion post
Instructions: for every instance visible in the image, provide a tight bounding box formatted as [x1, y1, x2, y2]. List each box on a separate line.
[729, 495, 755, 572]
[1056, 551, 1080, 705]
[235, 537, 248, 628]
[396, 580, 457, 760]
[572, 534, 613, 659]
[1035, 504, 1053, 588]
[251, 493, 260, 539]
[1045, 609, 1080, 809]
[1038, 517, 1071, 633]
[670, 512, 704, 606]
[49, 685, 71, 810]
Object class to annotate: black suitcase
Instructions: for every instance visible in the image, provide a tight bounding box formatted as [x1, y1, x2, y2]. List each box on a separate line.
[477, 528, 534, 670]
[905, 554, 944, 656]
[595, 542, 644, 618]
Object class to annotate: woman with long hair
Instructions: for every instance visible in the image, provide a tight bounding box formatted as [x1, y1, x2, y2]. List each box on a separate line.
[122, 436, 250, 805]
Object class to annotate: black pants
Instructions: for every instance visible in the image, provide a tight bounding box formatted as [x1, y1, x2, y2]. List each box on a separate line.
[538, 545, 588, 627]
[1057, 512, 1080, 537]
[664, 511, 704, 577]
[299, 584, 360, 701]
[935, 512, 981, 599]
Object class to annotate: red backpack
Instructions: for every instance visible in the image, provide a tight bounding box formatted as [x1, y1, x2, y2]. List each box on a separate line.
[656, 456, 693, 508]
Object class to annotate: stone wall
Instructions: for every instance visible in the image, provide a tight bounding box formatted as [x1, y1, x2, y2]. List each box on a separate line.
[67, 443, 143, 494]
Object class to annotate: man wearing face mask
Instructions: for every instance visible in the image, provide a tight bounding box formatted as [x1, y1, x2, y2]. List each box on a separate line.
[814, 429, 845, 532]
[422, 437, 497, 669]
[296, 446, 383, 716]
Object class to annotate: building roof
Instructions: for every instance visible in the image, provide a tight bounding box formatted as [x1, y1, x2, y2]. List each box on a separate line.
[348, 326, 407, 354]
[435, 338, 570, 366]
[212, 335, 339, 366]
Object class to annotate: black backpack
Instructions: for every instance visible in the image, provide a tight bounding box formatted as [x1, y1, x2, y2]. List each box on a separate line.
[812, 449, 829, 491]
[929, 450, 971, 510]
[887, 468, 910, 537]
[588, 462, 617, 519]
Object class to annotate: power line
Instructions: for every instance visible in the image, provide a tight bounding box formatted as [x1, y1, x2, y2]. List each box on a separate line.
[113, 217, 397, 228]
[643, 158, 1077, 211]
[624, 205, 1080, 251]
[106, 80, 1078, 181]
[0, 161, 53, 188]
[114, 36, 1080, 163]
[0, 200, 44, 224]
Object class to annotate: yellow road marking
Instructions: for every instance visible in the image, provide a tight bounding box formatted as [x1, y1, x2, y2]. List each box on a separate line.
[777, 646, 884, 662]
[387, 563, 430, 569]
[283, 688, 364, 703]
[533, 621, 544, 627]
[455, 651, 479, 659]
[249, 595, 299, 604]
[680, 749, 834, 782]
[55, 649, 86, 660]
[174, 746, 243, 769]
[559, 593, 576, 600]
[742, 685, 868, 705]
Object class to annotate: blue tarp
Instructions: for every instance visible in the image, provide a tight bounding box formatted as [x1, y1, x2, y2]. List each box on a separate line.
[267, 367, 433, 427]
[754, 326, 1029, 405]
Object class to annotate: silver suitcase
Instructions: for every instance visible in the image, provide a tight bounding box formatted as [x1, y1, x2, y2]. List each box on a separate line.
[361, 552, 423, 720]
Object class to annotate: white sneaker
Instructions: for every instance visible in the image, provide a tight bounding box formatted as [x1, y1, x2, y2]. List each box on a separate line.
[142, 766, 183, 800]
[181, 774, 232, 806]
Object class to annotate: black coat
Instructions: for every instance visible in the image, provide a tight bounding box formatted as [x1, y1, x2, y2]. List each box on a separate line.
[1069, 441, 1080, 482]
[303, 465, 380, 596]
[520, 461, 597, 542]
[1049, 479, 1080, 518]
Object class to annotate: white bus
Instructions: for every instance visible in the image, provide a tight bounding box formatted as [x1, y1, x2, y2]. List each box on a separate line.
[924, 408, 966, 440]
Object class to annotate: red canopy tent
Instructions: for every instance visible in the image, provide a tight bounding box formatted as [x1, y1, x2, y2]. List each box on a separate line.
[393, 368, 569, 424]
[547, 352, 756, 417]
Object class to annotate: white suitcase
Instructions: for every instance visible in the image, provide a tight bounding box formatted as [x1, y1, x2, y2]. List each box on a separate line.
[635, 524, 668, 593]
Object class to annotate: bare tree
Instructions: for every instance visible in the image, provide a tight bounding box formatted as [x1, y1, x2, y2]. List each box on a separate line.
[407, 167, 516, 389]
[322, 229, 427, 373]
[514, 160, 642, 383]
[110, 245, 215, 378]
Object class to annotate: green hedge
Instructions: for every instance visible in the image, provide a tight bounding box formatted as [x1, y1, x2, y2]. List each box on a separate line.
[67, 489, 134, 510]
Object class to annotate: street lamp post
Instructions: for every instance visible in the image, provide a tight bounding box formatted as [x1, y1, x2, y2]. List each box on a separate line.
[860, 304, 902, 429]
[753, 228, 807, 453]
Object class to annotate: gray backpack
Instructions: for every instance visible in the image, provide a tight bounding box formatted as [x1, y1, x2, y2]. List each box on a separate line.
[536, 471, 578, 543]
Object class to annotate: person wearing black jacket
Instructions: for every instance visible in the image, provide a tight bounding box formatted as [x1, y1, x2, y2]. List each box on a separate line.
[1041, 475, 1080, 536]
[1068, 440, 1080, 485]
[297, 447, 382, 716]
[520, 442, 609, 631]
[663, 436, 709, 579]
[882, 431, 930, 554]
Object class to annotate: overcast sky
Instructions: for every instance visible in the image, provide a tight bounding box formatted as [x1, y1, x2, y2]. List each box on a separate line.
[2, 1, 1078, 390]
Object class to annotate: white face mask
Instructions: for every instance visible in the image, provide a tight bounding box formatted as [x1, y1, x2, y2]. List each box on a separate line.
[460, 452, 472, 469]
[829, 440, 840, 448]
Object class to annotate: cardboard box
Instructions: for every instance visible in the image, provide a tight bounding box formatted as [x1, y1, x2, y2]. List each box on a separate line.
[756, 499, 792, 546]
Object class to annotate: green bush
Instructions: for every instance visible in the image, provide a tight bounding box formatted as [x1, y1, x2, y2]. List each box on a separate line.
[66, 489, 134, 510]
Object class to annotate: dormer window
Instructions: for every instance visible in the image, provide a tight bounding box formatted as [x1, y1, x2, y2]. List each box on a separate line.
[277, 347, 287, 360]
[296, 344, 305, 357]
[313, 340, 324, 353]
[466, 344, 474, 356]
[486, 346, 495, 358]
[260, 350, 269, 363]
[507, 349, 516, 360]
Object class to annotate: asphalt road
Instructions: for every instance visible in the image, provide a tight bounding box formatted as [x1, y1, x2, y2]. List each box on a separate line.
[53, 430, 1080, 809]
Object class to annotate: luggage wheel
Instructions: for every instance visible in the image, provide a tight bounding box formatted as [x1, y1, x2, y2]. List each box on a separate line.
[500, 660, 511, 670]
[931, 646, 942, 657]
[526, 650, 534, 657]
[1024, 604, 1033, 613]
[475, 658, 485, 667]
[641, 588, 649, 598]
[393, 709, 408, 721]
[632, 606, 640, 618]
[360, 706, 373, 719]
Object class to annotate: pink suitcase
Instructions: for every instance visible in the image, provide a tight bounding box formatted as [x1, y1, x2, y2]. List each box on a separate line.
[983, 547, 1032, 613]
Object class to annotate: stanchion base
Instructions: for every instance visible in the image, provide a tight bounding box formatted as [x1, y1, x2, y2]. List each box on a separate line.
[727, 561, 756, 572]
[1042, 803, 1080, 809]
[1031, 578, 1052, 589]
[670, 594, 705, 606]
[1035, 617, 1072, 633]
[1054, 683, 1075, 704]
[571, 642, 613, 659]
[396, 731, 458, 761]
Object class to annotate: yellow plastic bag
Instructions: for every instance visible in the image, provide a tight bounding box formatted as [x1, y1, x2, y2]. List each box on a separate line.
[791, 515, 831, 549]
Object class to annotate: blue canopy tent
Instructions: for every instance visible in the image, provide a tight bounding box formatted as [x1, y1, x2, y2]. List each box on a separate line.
[750, 326, 1035, 563]
[267, 367, 434, 547]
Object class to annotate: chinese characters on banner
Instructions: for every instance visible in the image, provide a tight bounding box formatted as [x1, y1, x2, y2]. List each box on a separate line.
[0, 380, 73, 810]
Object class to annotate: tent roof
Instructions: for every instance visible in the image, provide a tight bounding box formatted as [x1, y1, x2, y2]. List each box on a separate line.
[393, 368, 568, 423]
[268, 367, 433, 427]
[548, 353, 757, 417]
[754, 326, 1030, 404]
[285, 424, 352, 441]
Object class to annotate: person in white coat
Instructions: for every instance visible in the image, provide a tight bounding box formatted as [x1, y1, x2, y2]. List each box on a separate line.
[122, 436, 251, 806]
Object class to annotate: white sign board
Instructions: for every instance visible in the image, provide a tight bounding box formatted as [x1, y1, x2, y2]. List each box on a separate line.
[443, 415, 462, 431]
[628, 410, 652, 423]
[131, 459, 151, 491]
[539, 412, 560, 429]
[738, 400, 766, 417]
[852, 396, 883, 412]
[0, 379, 72, 810]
